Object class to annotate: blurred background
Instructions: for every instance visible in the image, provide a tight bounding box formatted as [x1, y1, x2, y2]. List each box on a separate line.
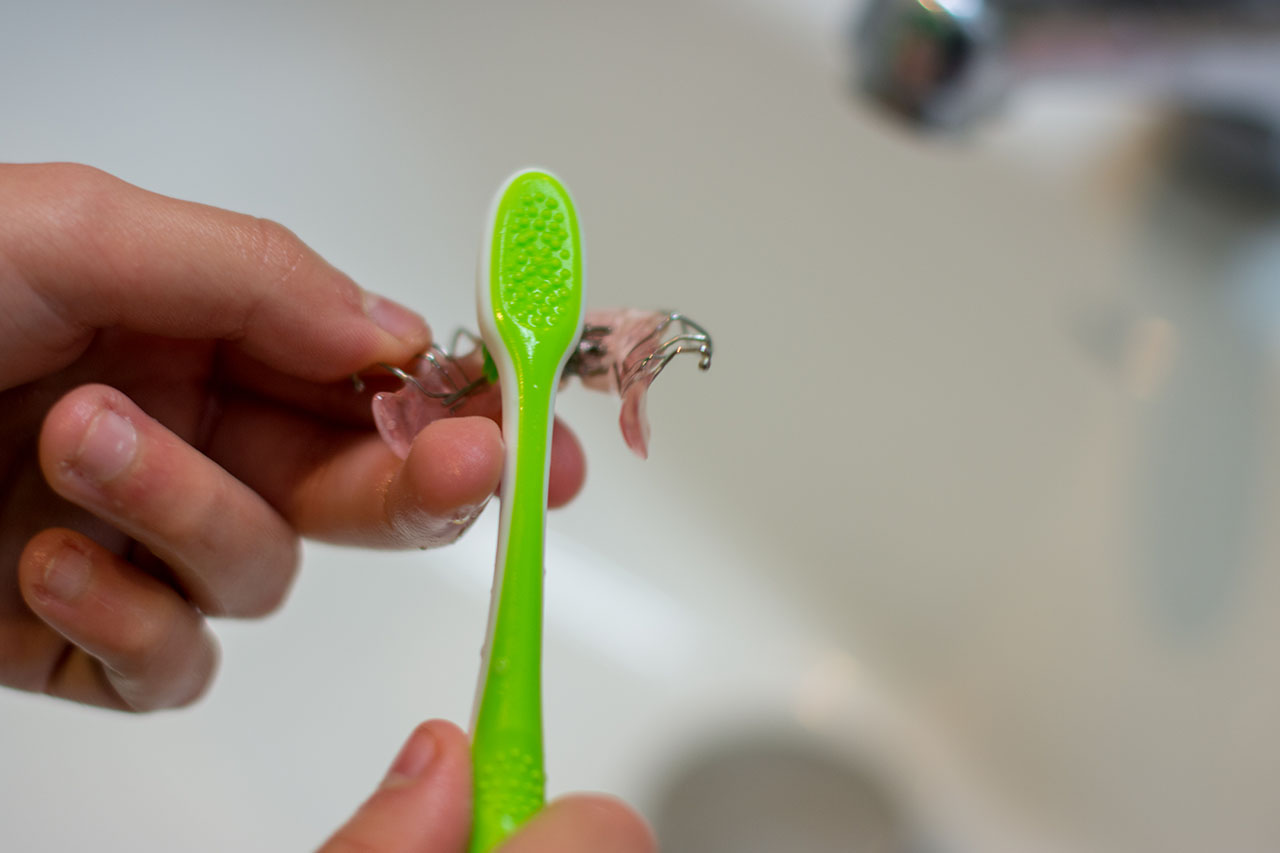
[5, 0, 1280, 850]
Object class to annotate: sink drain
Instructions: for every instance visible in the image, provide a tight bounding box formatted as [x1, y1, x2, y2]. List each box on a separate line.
[652, 734, 908, 853]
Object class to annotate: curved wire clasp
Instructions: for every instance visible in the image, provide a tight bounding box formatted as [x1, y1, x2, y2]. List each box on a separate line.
[615, 312, 713, 398]
[353, 330, 487, 410]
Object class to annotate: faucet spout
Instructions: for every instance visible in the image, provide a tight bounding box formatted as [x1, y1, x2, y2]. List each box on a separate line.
[854, 0, 1280, 132]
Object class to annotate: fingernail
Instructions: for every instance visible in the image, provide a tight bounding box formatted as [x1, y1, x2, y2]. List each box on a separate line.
[41, 547, 92, 604]
[364, 292, 429, 344]
[73, 409, 138, 483]
[381, 726, 438, 789]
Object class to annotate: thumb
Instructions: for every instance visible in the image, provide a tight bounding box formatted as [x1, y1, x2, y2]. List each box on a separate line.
[320, 720, 472, 853]
[498, 795, 656, 853]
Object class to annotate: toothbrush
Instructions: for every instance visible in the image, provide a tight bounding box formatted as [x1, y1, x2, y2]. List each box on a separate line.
[469, 169, 584, 853]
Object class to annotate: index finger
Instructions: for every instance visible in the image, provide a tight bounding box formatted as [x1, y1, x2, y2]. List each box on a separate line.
[0, 162, 430, 388]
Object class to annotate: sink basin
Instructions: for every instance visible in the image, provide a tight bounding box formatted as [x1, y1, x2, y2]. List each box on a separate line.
[4, 1, 1280, 851]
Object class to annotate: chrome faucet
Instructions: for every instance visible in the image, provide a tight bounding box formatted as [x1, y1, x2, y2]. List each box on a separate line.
[853, 0, 1280, 191]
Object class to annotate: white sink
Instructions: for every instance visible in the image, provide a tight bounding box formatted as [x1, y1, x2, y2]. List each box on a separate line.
[4, 2, 1280, 851]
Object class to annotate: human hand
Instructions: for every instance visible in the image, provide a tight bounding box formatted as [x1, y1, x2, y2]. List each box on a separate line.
[321, 720, 655, 853]
[0, 163, 586, 711]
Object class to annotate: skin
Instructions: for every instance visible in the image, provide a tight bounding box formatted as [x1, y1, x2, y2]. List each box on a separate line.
[0, 163, 649, 851]
[323, 720, 656, 853]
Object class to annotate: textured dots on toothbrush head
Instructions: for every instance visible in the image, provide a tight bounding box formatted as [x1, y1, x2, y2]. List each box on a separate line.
[493, 171, 579, 332]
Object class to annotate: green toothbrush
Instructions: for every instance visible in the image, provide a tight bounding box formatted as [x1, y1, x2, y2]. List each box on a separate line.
[469, 169, 584, 853]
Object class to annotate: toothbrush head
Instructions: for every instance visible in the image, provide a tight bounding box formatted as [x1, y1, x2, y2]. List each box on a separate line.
[485, 170, 584, 368]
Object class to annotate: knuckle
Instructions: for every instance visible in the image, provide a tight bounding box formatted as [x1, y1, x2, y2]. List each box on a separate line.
[40, 164, 122, 243]
[112, 622, 218, 712]
[234, 543, 298, 618]
[110, 479, 211, 570]
[1, 164, 126, 295]
[250, 216, 310, 289]
[110, 611, 170, 672]
[199, 521, 297, 619]
[164, 633, 219, 709]
[250, 215, 362, 311]
[228, 217, 317, 339]
[149, 495, 211, 553]
[233, 584, 284, 620]
[43, 162, 117, 200]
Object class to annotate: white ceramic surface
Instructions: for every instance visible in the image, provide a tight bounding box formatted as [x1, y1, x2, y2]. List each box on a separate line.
[3, 2, 1279, 851]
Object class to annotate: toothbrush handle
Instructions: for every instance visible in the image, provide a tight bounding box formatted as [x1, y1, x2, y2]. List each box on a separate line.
[470, 383, 554, 853]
